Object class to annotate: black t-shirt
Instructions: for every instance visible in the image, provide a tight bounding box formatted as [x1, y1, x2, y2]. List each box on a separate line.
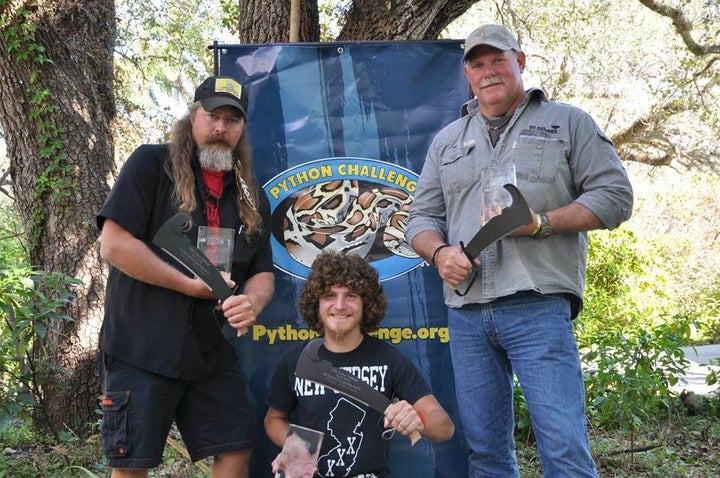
[267, 336, 432, 477]
[97, 143, 273, 379]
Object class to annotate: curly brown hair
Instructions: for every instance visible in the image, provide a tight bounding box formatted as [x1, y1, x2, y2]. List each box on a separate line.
[298, 251, 387, 335]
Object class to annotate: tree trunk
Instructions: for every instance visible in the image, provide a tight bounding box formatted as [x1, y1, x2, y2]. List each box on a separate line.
[238, 0, 320, 43]
[0, 0, 115, 435]
[339, 0, 479, 40]
[237, 0, 479, 43]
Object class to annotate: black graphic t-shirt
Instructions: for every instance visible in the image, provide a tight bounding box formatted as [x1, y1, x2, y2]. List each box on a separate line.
[266, 336, 432, 477]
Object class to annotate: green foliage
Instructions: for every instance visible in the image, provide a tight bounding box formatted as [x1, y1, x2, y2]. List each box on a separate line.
[0, 199, 25, 264]
[511, 226, 715, 447]
[706, 357, 719, 388]
[572, 228, 713, 466]
[580, 228, 679, 333]
[0, 264, 81, 428]
[587, 415, 720, 476]
[114, 0, 230, 156]
[319, 0, 351, 41]
[0, 1, 70, 251]
[512, 379, 532, 441]
[696, 289, 720, 343]
[580, 322, 690, 431]
[575, 229, 694, 431]
[0, 419, 40, 447]
[0, 418, 107, 477]
[220, 0, 239, 36]
[0, 199, 81, 431]
[616, 170, 720, 352]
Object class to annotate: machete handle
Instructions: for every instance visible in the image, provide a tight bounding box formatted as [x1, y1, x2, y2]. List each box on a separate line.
[445, 241, 478, 296]
[383, 403, 423, 447]
[459, 240, 475, 264]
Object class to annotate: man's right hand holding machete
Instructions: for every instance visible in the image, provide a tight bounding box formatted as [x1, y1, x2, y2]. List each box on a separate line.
[435, 183, 533, 296]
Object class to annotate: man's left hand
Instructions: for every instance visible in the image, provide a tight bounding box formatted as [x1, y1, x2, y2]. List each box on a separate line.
[220, 294, 256, 336]
[383, 400, 425, 435]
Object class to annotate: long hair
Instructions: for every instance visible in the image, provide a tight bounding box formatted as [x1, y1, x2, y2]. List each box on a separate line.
[167, 102, 263, 234]
[298, 251, 387, 335]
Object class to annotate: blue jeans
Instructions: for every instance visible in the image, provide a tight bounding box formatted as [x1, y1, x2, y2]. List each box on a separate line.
[448, 292, 598, 477]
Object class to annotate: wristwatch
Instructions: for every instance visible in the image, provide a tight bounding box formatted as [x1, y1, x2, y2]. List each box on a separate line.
[533, 212, 552, 239]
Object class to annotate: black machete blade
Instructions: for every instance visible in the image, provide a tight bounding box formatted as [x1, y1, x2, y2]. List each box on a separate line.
[295, 338, 422, 446]
[152, 212, 233, 300]
[295, 338, 391, 413]
[462, 183, 532, 261]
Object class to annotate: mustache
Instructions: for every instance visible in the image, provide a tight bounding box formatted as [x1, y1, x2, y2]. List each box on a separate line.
[480, 77, 502, 88]
[206, 133, 232, 147]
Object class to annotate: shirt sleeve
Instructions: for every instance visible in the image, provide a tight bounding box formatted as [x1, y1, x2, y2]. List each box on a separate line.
[266, 349, 299, 413]
[391, 348, 433, 404]
[97, 144, 166, 239]
[568, 111, 634, 229]
[405, 136, 449, 245]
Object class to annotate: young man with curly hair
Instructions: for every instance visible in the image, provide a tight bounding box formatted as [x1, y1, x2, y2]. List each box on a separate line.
[265, 251, 454, 477]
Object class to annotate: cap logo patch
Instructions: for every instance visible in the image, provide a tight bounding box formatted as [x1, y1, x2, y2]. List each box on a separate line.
[214, 78, 242, 101]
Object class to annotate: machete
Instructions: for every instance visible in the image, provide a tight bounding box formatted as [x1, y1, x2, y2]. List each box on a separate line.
[460, 183, 532, 261]
[295, 338, 422, 446]
[152, 212, 233, 301]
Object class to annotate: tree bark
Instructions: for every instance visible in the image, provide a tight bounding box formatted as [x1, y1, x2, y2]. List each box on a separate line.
[0, 0, 115, 435]
[638, 0, 720, 55]
[339, 0, 478, 40]
[238, 0, 320, 43]
[236, 0, 478, 43]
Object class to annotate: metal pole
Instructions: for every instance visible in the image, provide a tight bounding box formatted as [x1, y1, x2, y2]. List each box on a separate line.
[212, 40, 219, 75]
[289, 0, 300, 42]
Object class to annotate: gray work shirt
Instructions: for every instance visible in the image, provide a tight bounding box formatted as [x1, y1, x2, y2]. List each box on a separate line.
[406, 88, 634, 310]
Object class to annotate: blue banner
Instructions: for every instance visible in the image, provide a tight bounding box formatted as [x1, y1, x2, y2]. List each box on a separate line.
[219, 41, 470, 477]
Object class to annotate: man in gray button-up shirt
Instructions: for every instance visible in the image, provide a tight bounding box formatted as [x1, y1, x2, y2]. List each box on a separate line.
[406, 24, 632, 477]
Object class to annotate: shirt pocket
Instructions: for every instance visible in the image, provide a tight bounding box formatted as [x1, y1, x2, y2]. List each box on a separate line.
[513, 135, 566, 184]
[439, 142, 481, 193]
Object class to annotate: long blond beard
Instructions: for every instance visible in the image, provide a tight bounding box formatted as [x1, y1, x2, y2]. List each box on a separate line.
[198, 143, 234, 171]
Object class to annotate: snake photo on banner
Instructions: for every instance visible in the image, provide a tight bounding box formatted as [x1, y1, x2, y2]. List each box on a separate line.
[281, 179, 415, 264]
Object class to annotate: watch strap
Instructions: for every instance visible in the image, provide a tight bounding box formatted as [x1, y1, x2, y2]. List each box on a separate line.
[534, 212, 552, 239]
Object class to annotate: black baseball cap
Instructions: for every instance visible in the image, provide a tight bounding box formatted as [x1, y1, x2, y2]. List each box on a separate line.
[193, 76, 249, 116]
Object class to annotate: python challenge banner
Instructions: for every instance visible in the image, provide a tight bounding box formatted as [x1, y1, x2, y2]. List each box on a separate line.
[219, 41, 470, 477]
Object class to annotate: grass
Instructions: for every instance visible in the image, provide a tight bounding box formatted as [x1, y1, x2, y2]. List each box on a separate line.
[591, 419, 720, 478]
[0, 406, 718, 478]
[0, 422, 211, 478]
[517, 409, 720, 477]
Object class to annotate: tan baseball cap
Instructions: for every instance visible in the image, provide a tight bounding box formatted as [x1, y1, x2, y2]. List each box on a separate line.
[463, 24, 521, 61]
